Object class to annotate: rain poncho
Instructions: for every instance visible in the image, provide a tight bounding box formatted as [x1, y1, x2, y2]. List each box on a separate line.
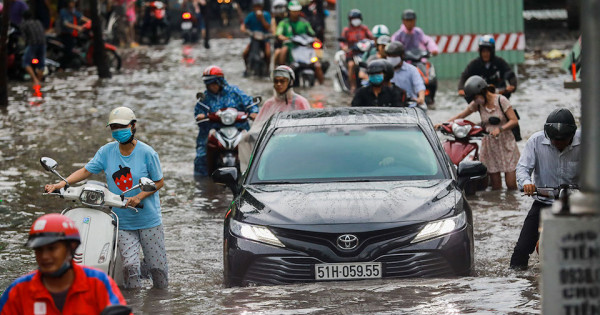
[194, 79, 259, 176]
[238, 88, 311, 172]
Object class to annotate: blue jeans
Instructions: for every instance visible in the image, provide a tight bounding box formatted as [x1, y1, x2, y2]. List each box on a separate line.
[22, 44, 46, 69]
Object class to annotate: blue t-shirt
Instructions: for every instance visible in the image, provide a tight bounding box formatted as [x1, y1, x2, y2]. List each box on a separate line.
[59, 8, 83, 34]
[244, 11, 271, 33]
[85, 141, 163, 230]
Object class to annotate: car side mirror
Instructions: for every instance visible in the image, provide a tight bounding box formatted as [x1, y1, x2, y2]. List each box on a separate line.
[358, 61, 368, 68]
[457, 161, 487, 190]
[212, 167, 240, 195]
[40, 157, 58, 172]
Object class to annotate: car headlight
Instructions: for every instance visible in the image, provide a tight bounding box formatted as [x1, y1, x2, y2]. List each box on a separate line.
[452, 123, 472, 139]
[230, 219, 285, 247]
[220, 109, 237, 126]
[411, 211, 467, 243]
[80, 188, 105, 206]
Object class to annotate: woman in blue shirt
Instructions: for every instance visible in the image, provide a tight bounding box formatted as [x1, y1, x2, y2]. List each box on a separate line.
[44, 106, 168, 289]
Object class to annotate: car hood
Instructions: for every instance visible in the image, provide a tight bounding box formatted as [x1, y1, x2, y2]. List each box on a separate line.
[236, 179, 460, 227]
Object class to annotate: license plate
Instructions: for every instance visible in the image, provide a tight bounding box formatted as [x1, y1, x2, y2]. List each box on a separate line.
[181, 21, 193, 30]
[315, 262, 382, 280]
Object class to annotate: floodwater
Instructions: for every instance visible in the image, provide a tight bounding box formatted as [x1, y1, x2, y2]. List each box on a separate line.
[0, 32, 580, 314]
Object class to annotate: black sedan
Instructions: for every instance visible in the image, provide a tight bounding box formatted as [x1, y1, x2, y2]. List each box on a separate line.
[213, 107, 487, 287]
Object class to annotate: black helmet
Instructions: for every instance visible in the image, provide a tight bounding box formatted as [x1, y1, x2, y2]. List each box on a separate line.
[463, 75, 487, 103]
[544, 108, 577, 141]
[367, 59, 387, 75]
[382, 59, 394, 81]
[385, 41, 405, 57]
[402, 9, 416, 20]
[348, 9, 362, 20]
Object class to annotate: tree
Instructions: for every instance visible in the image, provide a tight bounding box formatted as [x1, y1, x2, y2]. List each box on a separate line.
[0, 0, 13, 107]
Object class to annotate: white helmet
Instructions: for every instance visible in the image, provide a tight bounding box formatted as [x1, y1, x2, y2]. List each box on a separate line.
[107, 106, 136, 126]
[272, 0, 287, 13]
[371, 24, 390, 38]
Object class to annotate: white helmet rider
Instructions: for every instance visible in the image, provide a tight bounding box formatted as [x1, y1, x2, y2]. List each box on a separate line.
[107, 106, 136, 126]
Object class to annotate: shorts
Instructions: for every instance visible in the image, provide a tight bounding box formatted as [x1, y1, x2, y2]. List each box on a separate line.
[22, 44, 46, 69]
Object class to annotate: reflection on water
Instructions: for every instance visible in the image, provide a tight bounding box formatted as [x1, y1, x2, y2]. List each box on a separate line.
[0, 36, 579, 314]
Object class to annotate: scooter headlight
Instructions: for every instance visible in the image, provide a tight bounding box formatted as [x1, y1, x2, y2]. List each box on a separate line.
[230, 219, 285, 247]
[412, 211, 467, 243]
[219, 109, 238, 126]
[80, 188, 105, 206]
[452, 123, 472, 139]
[311, 56, 318, 63]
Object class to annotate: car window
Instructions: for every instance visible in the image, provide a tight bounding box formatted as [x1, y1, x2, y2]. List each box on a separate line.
[250, 125, 444, 183]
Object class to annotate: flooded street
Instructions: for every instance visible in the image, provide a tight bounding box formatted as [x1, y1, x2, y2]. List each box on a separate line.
[0, 28, 580, 314]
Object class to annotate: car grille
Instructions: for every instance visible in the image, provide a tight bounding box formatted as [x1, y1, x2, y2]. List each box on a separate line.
[270, 225, 423, 257]
[243, 253, 453, 285]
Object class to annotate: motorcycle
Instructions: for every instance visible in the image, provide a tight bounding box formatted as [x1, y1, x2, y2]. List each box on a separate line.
[334, 38, 372, 93]
[180, 11, 198, 43]
[197, 96, 262, 175]
[438, 119, 488, 195]
[288, 34, 328, 88]
[245, 31, 272, 77]
[7, 26, 59, 81]
[139, 0, 170, 45]
[45, 21, 122, 71]
[404, 49, 437, 106]
[40, 157, 157, 283]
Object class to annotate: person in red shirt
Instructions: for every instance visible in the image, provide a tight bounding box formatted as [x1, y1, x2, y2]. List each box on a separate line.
[340, 9, 373, 92]
[0, 214, 129, 315]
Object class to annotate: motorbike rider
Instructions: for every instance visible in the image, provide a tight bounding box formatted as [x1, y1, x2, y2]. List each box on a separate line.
[352, 59, 405, 107]
[20, 10, 46, 93]
[239, 65, 311, 172]
[510, 108, 580, 270]
[362, 24, 390, 62]
[194, 65, 259, 177]
[241, 0, 271, 76]
[339, 9, 374, 92]
[458, 35, 517, 99]
[386, 41, 426, 106]
[270, 0, 288, 62]
[0, 214, 128, 314]
[391, 9, 439, 56]
[274, 0, 324, 84]
[58, 0, 90, 69]
[44, 106, 169, 289]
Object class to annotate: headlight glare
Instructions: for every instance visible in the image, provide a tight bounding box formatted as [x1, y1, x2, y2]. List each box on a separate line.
[230, 219, 285, 247]
[412, 211, 467, 243]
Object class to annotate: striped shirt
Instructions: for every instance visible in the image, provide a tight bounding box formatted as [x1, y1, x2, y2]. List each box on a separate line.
[20, 19, 46, 45]
[516, 130, 581, 204]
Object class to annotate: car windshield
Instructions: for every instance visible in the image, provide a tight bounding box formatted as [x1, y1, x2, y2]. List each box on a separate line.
[250, 125, 444, 183]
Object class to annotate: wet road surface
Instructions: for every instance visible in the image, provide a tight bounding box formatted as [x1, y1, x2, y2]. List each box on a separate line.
[0, 30, 580, 314]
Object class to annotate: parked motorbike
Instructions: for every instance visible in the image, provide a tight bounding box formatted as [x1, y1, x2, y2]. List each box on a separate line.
[245, 31, 272, 77]
[288, 34, 328, 87]
[438, 119, 487, 195]
[40, 157, 156, 283]
[139, 0, 170, 45]
[180, 11, 198, 43]
[334, 38, 372, 93]
[404, 49, 437, 105]
[197, 96, 261, 175]
[45, 21, 121, 71]
[7, 26, 59, 80]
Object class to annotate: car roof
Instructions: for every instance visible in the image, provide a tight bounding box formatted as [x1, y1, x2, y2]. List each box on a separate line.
[267, 107, 429, 130]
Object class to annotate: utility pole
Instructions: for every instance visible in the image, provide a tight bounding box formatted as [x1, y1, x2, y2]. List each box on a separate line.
[89, 0, 111, 78]
[0, 0, 13, 107]
[541, 0, 600, 314]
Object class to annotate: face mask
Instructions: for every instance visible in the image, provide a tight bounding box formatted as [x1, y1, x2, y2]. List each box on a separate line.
[112, 127, 133, 144]
[350, 19, 361, 27]
[474, 96, 485, 105]
[387, 56, 402, 67]
[368, 74, 384, 85]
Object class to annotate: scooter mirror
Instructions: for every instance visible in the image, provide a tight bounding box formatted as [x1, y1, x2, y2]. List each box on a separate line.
[100, 305, 132, 315]
[252, 96, 262, 104]
[196, 92, 205, 101]
[139, 177, 157, 192]
[40, 157, 58, 172]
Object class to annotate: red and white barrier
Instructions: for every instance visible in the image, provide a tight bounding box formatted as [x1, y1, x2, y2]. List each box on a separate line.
[430, 33, 526, 54]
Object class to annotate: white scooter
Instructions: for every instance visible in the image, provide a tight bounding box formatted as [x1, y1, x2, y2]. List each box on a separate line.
[40, 157, 156, 282]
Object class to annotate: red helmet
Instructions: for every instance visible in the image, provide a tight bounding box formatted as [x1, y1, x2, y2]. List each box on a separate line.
[202, 65, 225, 84]
[25, 214, 81, 248]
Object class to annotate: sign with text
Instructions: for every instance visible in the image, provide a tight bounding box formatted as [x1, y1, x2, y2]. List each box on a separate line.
[541, 211, 600, 315]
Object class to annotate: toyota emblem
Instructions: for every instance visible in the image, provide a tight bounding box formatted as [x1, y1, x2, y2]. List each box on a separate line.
[337, 234, 359, 250]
